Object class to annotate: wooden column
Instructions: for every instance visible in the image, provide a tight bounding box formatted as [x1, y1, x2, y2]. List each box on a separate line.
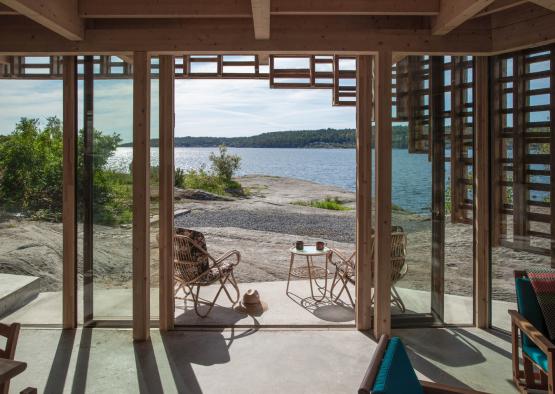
[430, 56, 445, 322]
[159, 55, 175, 331]
[355, 55, 373, 330]
[83, 56, 94, 324]
[133, 51, 151, 341]
[374, 50, 393, 338]
[475, 56, 490, 328]
[62, 56, 78, 329]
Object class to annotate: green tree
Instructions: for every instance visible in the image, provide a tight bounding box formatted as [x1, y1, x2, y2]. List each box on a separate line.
[0, 117, 128, 223]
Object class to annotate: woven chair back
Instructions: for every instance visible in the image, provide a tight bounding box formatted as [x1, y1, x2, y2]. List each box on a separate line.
[173, 228, 210, 283]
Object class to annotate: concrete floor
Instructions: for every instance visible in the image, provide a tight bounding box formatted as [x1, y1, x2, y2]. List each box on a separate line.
[1, 280, 516, 329]
[8, 327, 517, 394]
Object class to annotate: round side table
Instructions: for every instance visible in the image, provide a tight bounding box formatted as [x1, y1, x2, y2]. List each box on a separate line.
[286, 245, 331, 302]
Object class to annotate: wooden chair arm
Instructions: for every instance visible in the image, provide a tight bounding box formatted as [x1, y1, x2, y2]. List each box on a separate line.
[509, 309, 555, 354]
[358, 335, 389, 394]
[421, 381, 488, 394]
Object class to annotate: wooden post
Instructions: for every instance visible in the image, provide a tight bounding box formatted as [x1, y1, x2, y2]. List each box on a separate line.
[430, 56, 445, 322]
[374, 50, 392, 338]
[475, 56, 490, 328]
[159, 55, 175, 331]
[133, 51, 151, 341]
[62, 56, 77, 329]
[83, 55, 94, 324]
[355, 55, 373, 330]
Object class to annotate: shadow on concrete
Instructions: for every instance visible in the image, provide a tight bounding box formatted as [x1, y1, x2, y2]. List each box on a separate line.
[43, 328, 92, 394]
[43, 329, 76, 394]
[71, 328, 92, 394]
[134, 339, 164, 394]
[174, 302, 258, 326]
[161, 327, 258, 393]
[287, 290, 355, 323]
[398, 328, 486, 367]
[452, 328, 512, 359]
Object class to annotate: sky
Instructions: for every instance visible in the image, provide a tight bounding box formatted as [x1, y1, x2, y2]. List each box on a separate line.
[0, 78, 356, 143]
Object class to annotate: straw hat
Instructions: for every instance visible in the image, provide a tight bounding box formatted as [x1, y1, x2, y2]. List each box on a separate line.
[235, 289, 268, 316]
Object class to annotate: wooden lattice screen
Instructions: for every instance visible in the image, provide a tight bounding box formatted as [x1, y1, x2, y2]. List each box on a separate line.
[491, 44, 555, 262]
[448, 56, 475, 225]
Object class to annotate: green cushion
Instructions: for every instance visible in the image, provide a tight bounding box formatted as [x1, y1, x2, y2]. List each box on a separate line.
[515, 277, 548, 348]
[523, 343, 548, 372]
[372, 337, 424, 394]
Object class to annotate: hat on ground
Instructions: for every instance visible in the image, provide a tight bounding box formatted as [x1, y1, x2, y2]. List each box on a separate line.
[235, 289, 268, 316]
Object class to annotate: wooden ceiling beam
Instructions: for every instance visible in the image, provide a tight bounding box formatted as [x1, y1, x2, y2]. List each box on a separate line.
[0, 15, 494, 55]
[0, 0, 83, 40]
[251, 0, 270, 39]
[528, 0, 555, 11]
[474, 0, 526, 17]
[78, 0, 440, 18]
[432, 0, 494, 35]
[0, 4, 16, 14]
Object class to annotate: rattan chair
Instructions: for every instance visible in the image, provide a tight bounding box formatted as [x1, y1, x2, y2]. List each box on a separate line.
[173, 228, 241, 317]
[330, 226, 408, 312]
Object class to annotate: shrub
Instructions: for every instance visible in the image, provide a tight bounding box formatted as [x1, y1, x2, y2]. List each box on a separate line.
[174, 145, 246, 197]
[209, 145, 241, 183]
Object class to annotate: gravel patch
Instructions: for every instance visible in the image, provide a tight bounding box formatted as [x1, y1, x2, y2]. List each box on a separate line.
[175, 208, 356, 243]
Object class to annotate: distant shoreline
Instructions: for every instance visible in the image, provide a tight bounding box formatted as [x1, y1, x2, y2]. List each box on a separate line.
[118, 127, 410, 149]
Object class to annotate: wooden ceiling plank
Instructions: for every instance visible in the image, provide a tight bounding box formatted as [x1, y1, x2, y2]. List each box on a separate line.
[432, 0, 495, 35]
[528, 0, 555, 11]
[251, 0, 270, 39]
[0, 0, 83, 40]
[271, 0, 440, 15]
[78, 0, 440, 18]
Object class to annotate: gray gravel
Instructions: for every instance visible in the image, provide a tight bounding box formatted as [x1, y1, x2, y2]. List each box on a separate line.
[175, 208, 356, 242]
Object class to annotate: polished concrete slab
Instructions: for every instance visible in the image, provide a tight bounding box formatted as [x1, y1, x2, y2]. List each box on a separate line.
[8, 327, 517, 394]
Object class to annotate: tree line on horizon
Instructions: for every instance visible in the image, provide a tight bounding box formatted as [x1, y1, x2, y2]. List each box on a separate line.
[119, 126, 410, 149]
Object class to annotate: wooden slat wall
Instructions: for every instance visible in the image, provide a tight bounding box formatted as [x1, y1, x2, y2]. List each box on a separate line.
[132, 51, 151, 341]
[158, 55, 175, 331]
[355, 55, 373, 330]
[62, 56, 78, 329]
[491, 44, 555, 261]
[450, 56, 476, 225]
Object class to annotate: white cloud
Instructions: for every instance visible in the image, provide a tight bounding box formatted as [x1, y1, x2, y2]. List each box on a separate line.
[0, 78, 355, 142]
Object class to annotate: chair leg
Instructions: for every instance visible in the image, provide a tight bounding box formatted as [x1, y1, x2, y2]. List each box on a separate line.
[221, 272, 240, 305]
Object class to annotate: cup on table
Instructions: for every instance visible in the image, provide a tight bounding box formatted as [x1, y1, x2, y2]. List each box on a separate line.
[295, 241, 304, 250]
[316, 241, 325, 251]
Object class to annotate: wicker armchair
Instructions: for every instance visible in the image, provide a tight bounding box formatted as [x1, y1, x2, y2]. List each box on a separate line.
[173, 228, 241, 317]
[330, 226, 408, 312]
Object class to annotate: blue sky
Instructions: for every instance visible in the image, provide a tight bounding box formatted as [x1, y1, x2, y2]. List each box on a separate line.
[0, 79, 355, 143]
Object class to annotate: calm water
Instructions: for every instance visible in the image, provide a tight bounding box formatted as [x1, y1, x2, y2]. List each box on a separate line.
[108, 147, 434, 214]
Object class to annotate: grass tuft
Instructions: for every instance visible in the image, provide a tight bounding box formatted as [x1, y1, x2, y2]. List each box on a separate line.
[292, 197, 351, 211]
